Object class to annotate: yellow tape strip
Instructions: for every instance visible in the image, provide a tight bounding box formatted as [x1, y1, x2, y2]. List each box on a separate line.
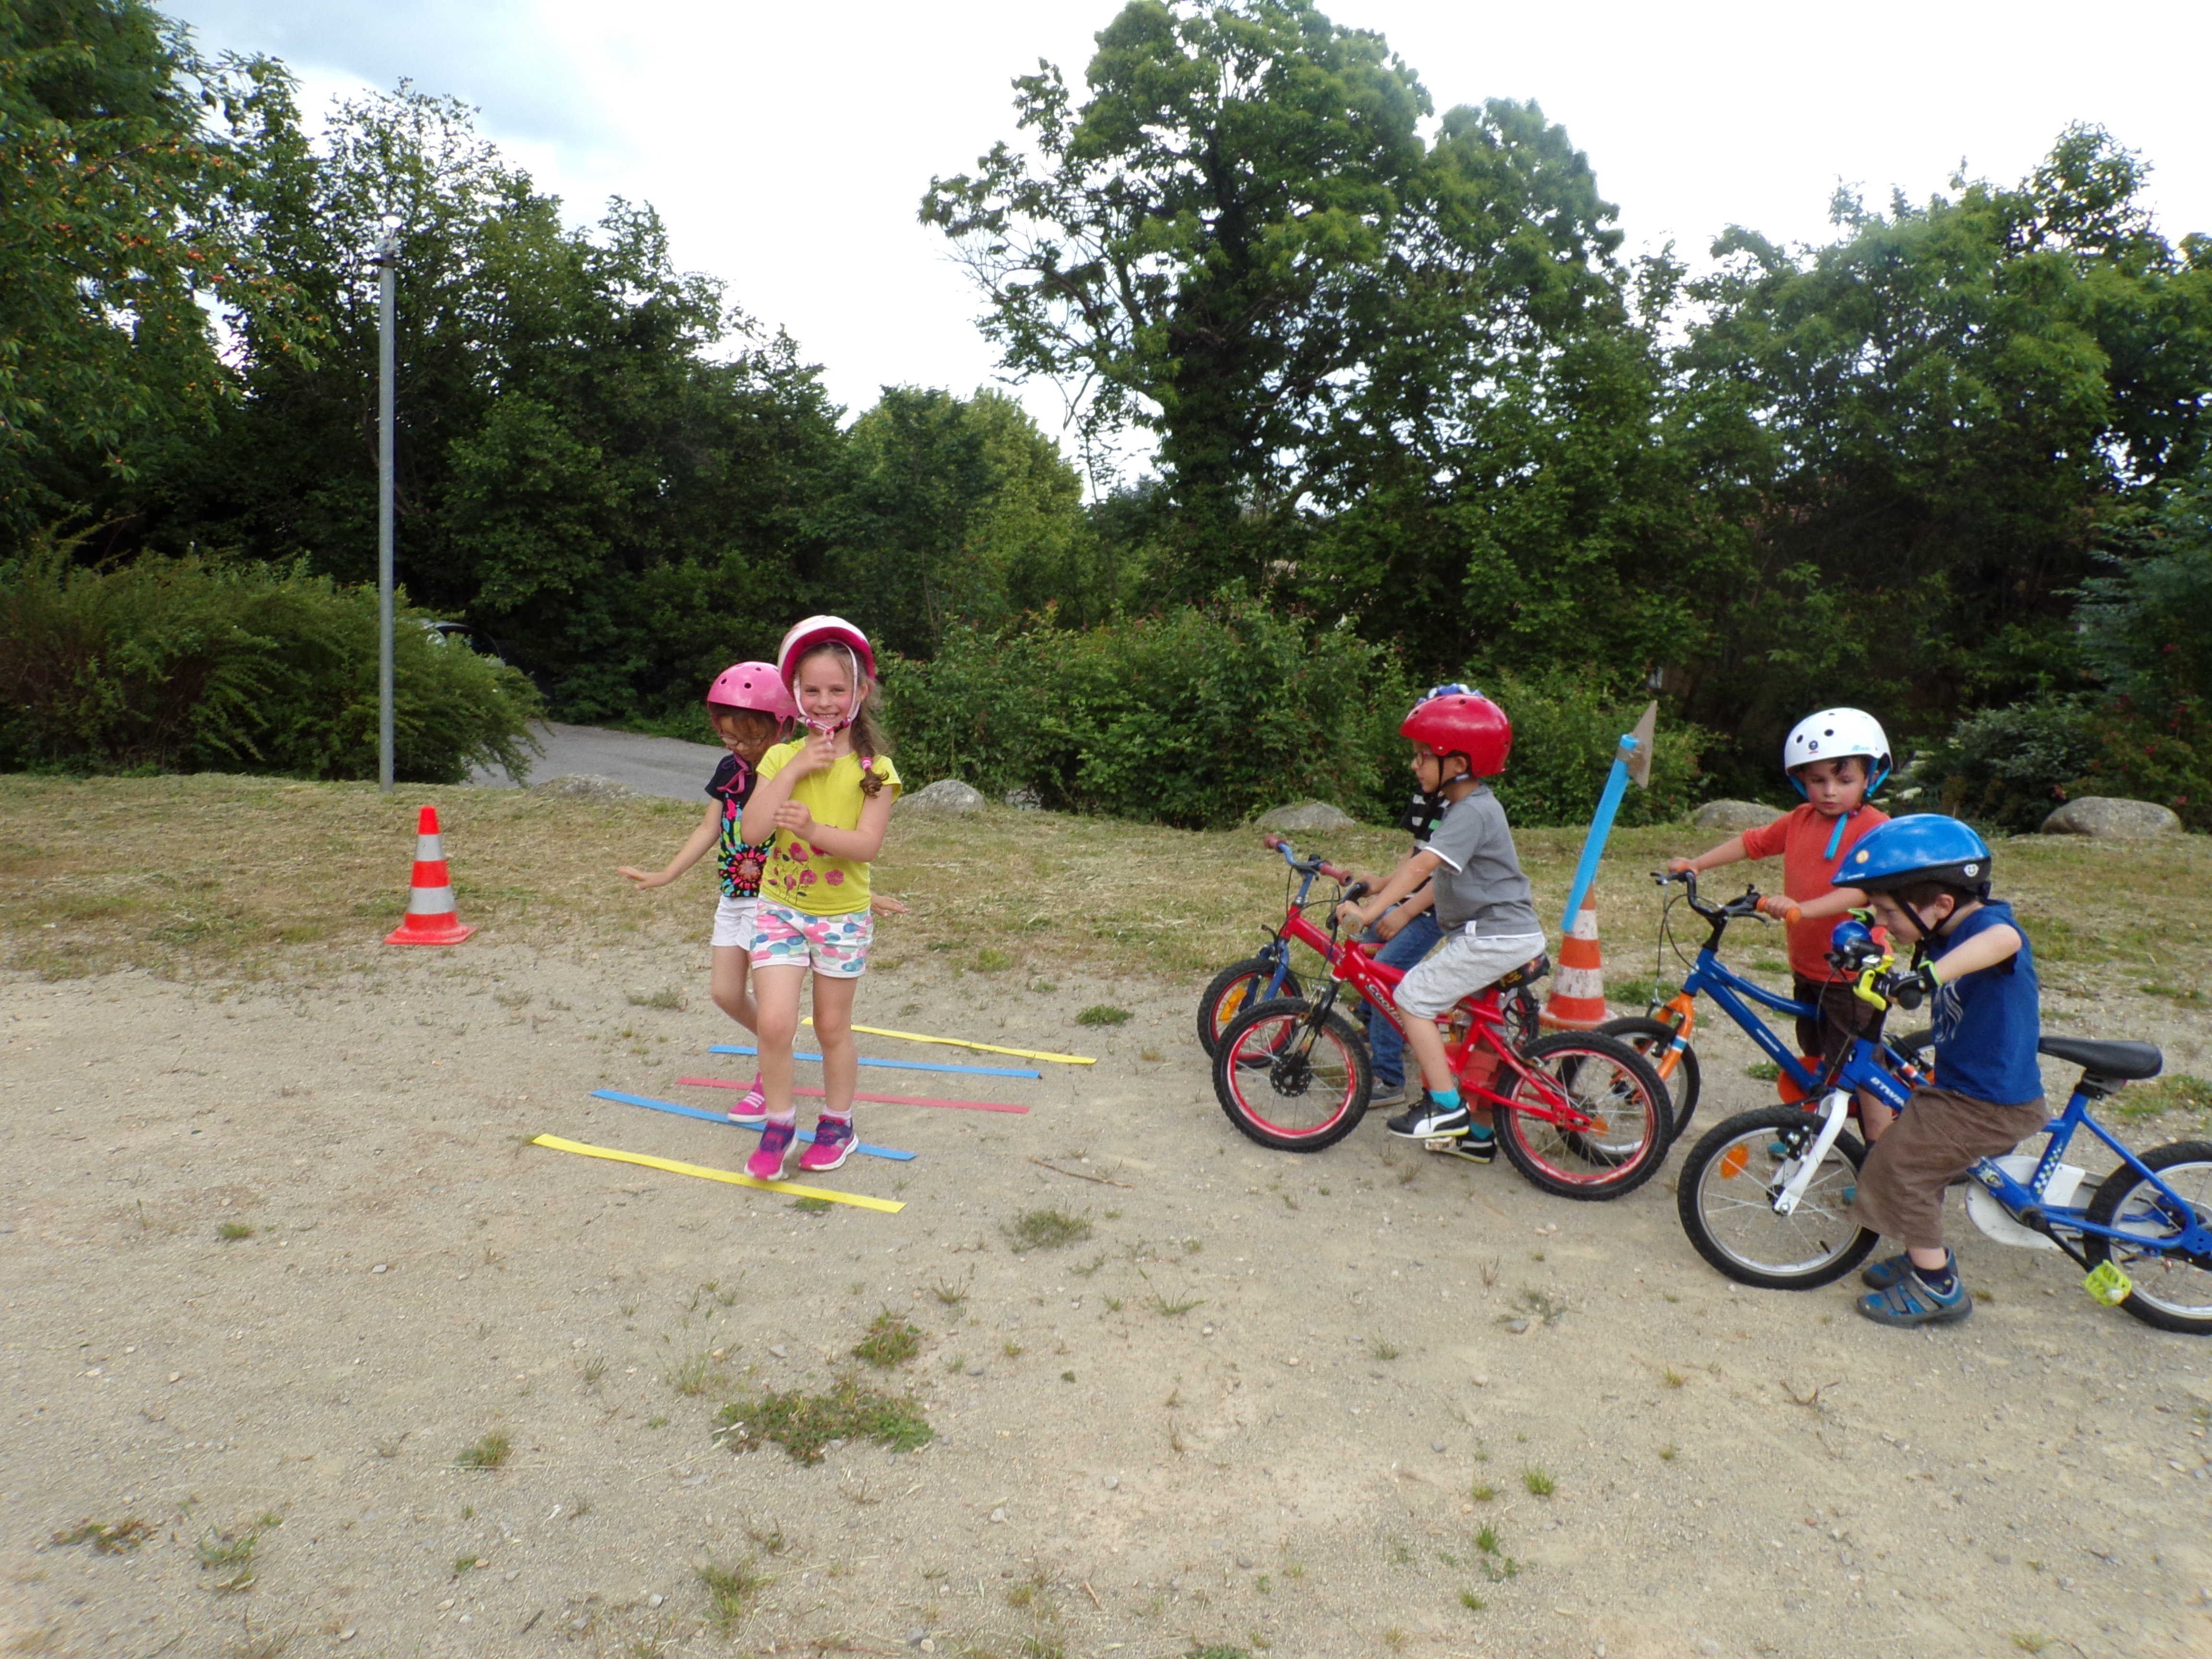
[802, 1017, 1096, 1066]
[529, 1134, 904, 1213]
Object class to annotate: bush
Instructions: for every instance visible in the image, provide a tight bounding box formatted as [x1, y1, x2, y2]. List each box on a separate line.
[0, 544, 542, 782]
[1473, 669, 1709, 828]
[1905, 693, 2211, 832]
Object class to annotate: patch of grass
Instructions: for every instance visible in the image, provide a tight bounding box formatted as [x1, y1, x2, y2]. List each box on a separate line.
[51, 1517, 153, 1553]
[1061, 1370, 1076, 1382]
[1517, 1287, 1566, 1325]
[1744, 1059, 1782, 1082]
[1185, 1647, 1255, 1659]
[2115, 1072, 2212, 1121]
[1002, 1340, 1024, 1358]
[581, 1356, 607, 1386]
[454, 1431, 512, 1469]
[853, 1311, 923, 1370]
[929, 1273, 971, 1306]
[666, 1351, 730, 1397]
[1146, 1293, 1204, 1317]
[1003, 1208, 1093, 1252]
[1658, 1441, 1678, 1461]
[1660, 1365, 1686, 1388]
[1458, 1590, 1486, 1611]
[791, 1195, 834, 1214]
[453, 1553, 482, 1575]
[628, 986, 686, 1010]
[974, 947, 1014, 972]
[1369, 1337, 1401, 1360]
[697, 1556, 764, 1634]
[215, 1219, 254, 1241]
[193, 1522, 265, 1591]
[1522, 1466, 1556, 1497]
[1103, 1296, 1123, 1311]
[714, 1375, 934, 1463]
[1470, 1483, 1496, 1503]
[1076, 1004, 1132, 1026]
[2009, 1635, 2051, 1655]
[1474, 1523, 1502, 1555]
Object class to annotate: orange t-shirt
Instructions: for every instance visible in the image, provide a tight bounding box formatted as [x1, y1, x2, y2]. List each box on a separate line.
[1738, 802, 1890, 982]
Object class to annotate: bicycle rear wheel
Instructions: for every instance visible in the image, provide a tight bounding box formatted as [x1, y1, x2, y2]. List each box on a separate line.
[1213, 997, 1370, 1153]
[1495, 1032, 1673, 1200]
[1197, 954, 1304, 1057]
[1595, 1015, 1701, 1144]
[2081, 1142, 2212, 1334]
[1676, 1106, 1877, 1289]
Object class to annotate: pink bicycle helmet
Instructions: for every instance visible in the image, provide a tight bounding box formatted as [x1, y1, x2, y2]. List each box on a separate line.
[704, 661, 797, 720]
[776, 615, 876, 689]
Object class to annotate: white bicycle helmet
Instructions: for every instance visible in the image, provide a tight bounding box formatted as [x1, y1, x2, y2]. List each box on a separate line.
[1782, 709, 1891, 794]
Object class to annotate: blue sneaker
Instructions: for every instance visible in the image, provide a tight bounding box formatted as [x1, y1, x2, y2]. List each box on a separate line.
[1855, 1266, 1972, 1327]
[1861, 1248, 1950, 1291]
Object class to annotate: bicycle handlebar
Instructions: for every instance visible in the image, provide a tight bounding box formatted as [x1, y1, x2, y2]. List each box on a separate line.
[1651, 868, 1780, 923]
[1262, 832, 1351, 883]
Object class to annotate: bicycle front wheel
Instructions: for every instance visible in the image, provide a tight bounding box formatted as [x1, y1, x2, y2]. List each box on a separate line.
[2081, 1141, 2212, 1334]
[1197, 954, 1303, 1057]
[1213, 996, 1370, 1153]
[1595, 1015, 1701, 1144]
[1495, 1033, 1673, 1200]
[1676, 1106, 1876, 1289]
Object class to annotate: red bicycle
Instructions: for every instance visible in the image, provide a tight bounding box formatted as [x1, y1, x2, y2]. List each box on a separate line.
[1211, 836, 1673, 1200]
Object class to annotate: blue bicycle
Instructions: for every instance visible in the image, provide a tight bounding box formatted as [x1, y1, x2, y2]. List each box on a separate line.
[1599, 870, 1936, 1145]
[1677, 939, 2212, 1334]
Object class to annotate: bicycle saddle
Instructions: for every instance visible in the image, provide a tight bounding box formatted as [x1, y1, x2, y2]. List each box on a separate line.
[1494, 954, 1550, 990]
[2037, 1036, 2163, 1081]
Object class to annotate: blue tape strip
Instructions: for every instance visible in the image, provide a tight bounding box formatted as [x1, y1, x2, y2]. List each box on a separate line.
[589, 1090, 918, 1162]
[708, 1044, 1041, 1080]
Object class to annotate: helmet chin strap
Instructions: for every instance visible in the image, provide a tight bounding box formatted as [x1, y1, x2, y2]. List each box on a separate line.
[798, 646, 873, 768]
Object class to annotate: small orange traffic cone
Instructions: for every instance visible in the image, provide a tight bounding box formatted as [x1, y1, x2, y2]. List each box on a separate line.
[1541, 894, 1607, 1029]
[385, 805, 476, 946]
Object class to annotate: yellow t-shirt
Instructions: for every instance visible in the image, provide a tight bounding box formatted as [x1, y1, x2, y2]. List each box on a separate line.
[755, 742, 900, 915]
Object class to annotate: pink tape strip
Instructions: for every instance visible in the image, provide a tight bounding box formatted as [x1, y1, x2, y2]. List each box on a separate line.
[674, 1077, 1029, 1115]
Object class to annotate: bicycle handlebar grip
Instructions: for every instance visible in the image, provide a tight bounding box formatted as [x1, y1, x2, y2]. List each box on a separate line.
[1342, 880, 1370, 904]
[1319, 861, 1351, 881]
[1782, 905, 1802, 925]
[1261, 832, 1285, 851]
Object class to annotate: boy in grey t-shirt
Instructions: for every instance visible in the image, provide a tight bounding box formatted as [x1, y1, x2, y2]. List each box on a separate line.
[1338, 691, 1545, 1157]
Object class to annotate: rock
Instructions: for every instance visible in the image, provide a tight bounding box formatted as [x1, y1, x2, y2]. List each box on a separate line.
[988, 1506, 1008, 1523]
[1692, 799, 1783, 832]
[897, 778, 986, 817]
[2039, 796, 2183, 839]
[527, 773, 641, 802]
[1256, 800, 1358, 833]
[1004, 786, 1043, 811]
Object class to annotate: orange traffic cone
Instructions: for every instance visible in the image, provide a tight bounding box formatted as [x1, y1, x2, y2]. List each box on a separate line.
[385, 805, 477, 946]
[1541, 894, 1607, 1029]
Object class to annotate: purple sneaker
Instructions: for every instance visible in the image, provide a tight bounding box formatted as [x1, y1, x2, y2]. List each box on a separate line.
[798, 1117, 855, 1173]
[746, 1121, 796, 1181]
[726, 1074, 767, 1127]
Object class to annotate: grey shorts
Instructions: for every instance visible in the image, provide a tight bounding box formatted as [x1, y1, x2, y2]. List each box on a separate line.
[1394, 929, 1549, 1021]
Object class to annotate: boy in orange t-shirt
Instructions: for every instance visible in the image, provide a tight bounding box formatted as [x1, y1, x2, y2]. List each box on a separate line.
[1671, 709, 1893, 1124]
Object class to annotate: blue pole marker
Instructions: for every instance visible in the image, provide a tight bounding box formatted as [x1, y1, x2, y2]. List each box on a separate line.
[1559, 700, 1659, 934]
[709, 1044, 1041, 1081]
[590, 1090, 918, 1162]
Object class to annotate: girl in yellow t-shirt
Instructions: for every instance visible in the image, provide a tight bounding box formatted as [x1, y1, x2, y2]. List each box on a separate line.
[739, 616, 901, 1178]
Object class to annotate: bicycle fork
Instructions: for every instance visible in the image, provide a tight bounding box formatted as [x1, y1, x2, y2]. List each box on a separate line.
[1771, 1091, 1853, 1216]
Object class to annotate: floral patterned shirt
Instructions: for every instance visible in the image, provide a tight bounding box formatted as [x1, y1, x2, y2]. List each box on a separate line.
[706, 753, 771, 900]
[754, 741, 901, 916]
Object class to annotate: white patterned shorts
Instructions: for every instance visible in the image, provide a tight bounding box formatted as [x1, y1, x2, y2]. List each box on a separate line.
[749, 900, 873, 978]
[710, 896, 758, 950]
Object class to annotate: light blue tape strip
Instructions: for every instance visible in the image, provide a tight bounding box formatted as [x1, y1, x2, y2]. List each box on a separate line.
[708, 1044, 1041, 1080]
[589, 1090, 918, 1162]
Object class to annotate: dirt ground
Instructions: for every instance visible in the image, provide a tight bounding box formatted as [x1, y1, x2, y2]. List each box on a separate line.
[5, 789, 2212, 1659]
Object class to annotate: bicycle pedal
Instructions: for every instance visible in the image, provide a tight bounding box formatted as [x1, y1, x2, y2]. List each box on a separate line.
[2083, 1262, 2133, 1306]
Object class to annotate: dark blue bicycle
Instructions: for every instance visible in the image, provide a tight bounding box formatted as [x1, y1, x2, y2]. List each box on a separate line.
[1677, 930, 2211, 1334]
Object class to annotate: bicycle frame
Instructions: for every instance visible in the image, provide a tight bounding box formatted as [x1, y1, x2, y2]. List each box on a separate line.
[1270, 907, 1592, 1131]
[1970, 1088, 2212, 1261]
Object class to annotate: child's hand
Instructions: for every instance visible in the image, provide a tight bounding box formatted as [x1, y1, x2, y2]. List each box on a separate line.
[616, 865, 675, 890]
[1756, 895, 1800, 921]
[1667, 856, 1696, 874]
[783, 731, 838, 779]
[1335, 898, 1376, 932]
[871, 894, 911, 916]
[772, 802, 818, 838]
[1374, 905, 1409, 942]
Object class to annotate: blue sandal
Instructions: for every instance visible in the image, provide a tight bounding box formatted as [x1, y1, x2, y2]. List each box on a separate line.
[1860, 1248, 1951, 1291]
[1856, 1268, 1972, 1327]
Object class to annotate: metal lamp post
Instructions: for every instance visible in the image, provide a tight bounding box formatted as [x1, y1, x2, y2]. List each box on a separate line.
[374, 217, 399, 793]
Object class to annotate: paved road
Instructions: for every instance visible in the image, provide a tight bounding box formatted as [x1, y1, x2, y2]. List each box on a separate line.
[470, 721, 725, 801]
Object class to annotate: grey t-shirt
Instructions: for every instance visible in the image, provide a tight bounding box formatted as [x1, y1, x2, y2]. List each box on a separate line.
[1426, 784, 1540, 936]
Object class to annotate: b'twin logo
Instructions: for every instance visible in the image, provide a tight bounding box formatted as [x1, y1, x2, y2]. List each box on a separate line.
[1962, 862, 1980, 877]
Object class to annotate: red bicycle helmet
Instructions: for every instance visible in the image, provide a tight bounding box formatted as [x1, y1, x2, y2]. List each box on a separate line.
[1400, 690, 1511, 778]
[704, 661, 797, 720]
[775, 615, 875, 690]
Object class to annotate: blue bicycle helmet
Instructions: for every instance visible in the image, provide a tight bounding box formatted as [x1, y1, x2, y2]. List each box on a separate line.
[1832, 816, 1993, 898]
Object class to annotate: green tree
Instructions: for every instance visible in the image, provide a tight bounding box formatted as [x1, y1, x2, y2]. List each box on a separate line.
[922, 0, 1627, 597]
[0, 0, 315, 535]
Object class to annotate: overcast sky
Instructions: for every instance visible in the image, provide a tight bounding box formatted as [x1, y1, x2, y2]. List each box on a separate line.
[168, 0, 2212, 470]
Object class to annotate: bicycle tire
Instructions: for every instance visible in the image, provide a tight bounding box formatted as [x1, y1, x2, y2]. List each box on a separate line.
[1596, 1015, 1702, 1144]
[2080, 1141, 2212, 1334]
[1212, 996, 1371, 1153]
[1197, 955, 1304, 1058]
[1494, 1032, 1673, 1200]
[1675, 1106, 1877, 1289]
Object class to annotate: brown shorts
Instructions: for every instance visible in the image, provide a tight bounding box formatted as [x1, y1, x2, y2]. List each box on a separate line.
[1793, 975, 1886, 1066]
[1852, 1086, 2050, 1251]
